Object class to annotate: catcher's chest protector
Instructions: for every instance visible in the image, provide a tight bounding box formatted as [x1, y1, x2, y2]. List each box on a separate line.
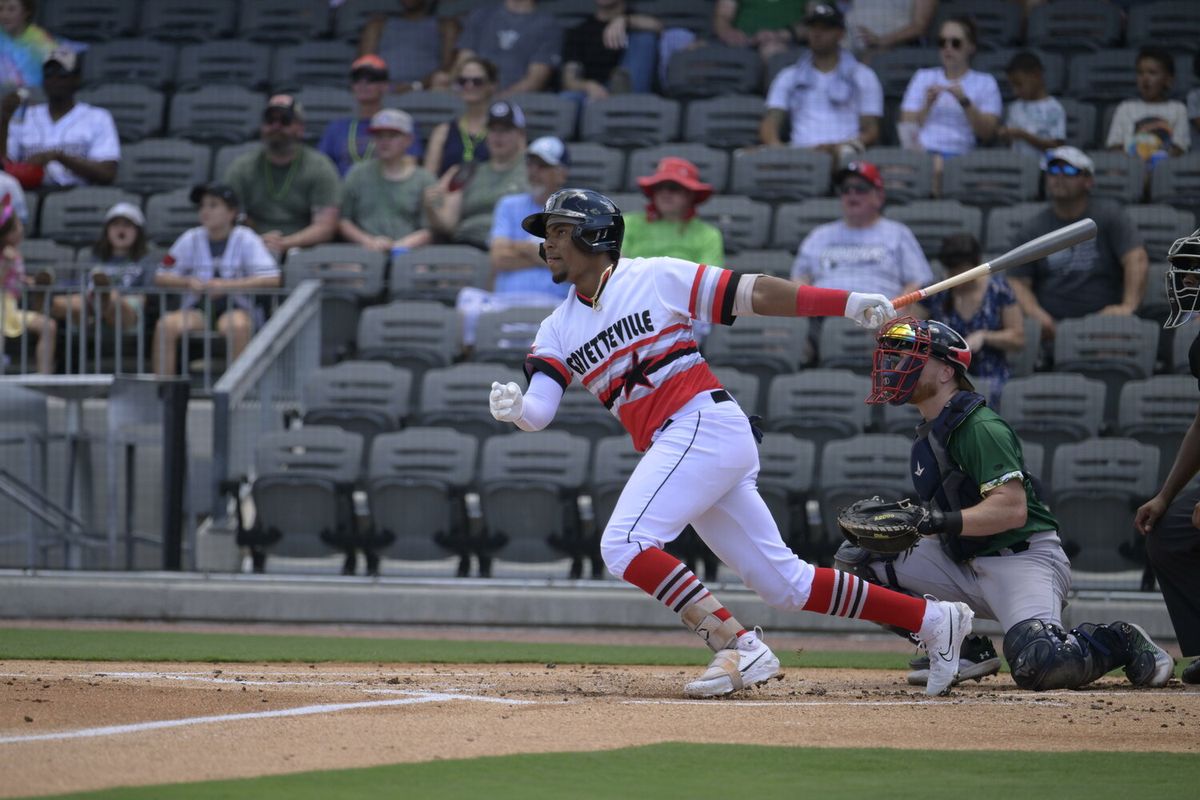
[911, 390, 987, 512]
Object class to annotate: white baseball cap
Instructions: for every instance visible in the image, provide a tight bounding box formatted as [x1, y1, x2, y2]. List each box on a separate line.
[1040, 146, 1094, 174]
[104, 201, 145, 228]
[368, 108, 414, 135]
[527, 136, 569, 167]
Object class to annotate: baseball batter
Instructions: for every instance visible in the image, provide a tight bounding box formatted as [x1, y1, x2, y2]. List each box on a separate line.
[835, 317, 1175, 690]
[488, 188, 975, 697]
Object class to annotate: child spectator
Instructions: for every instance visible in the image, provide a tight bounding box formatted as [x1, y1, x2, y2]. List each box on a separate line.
[0, 0, 53, 88]
[0, 192, 54, 372]
[1106, 46, 1190, 169]
[998, 51, 1065, 158]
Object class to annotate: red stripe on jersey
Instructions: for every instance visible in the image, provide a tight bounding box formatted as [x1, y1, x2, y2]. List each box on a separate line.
[596, 337, 699, 401]
[581, 322, 690, 387]
[688, 265, 705, 319]
[620, 362, 723, 451]
[709, 268, 731, 324]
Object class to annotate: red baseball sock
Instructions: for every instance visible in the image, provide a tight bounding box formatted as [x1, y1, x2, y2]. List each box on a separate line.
[802, 567, 925, 632]
[624, 547, 747, 645]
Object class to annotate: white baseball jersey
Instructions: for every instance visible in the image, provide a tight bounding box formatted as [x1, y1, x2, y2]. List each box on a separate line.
[524, 256, 741, 451]
[7, 102, 120, 187]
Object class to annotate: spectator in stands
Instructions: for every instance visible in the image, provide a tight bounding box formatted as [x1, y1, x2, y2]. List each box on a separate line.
[623, 157, 723, 265]
[423, 56, 497, 178]
[224, 95, 341, 259]
[760, 4, 882, 167]
[358, 0, 453, 92]
[1189, 55, 1200, 141]
[0, 166, 27, 224]
[562, 0, 662, 101]
[898, 16, 1001, 168]
[791, 161, 933, 301]
[0, 48, 119, 187]
[1105, 46, 1190, 171]
[1, 192, 54, 373]
[997, 51, 1065, 158]
[423, 100, 529, 249]
[152, 184, 280, 376]
[924, 232, 1023, 408]
[841, 0, 937, 58]
[712, 0, 804, 63]
[318, 55, 422, 178]
[453, 0, 562, 98]
[457, 135, 571, 348]
[1008, 147, 1148, 343]
[0, 0, 54, 88]
[338, 109, 434, 254]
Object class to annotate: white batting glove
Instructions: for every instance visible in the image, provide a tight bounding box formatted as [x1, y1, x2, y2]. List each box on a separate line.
[489, 380, 525, 423]
[844, 292, 897, 329]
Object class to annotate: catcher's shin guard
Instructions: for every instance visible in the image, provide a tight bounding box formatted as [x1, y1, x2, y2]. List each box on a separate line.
[1002, 618, 1126, 691]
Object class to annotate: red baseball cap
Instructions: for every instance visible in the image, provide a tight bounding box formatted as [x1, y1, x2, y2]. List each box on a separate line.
[637, 157, 713, 203]
[835, 161, 884, 190]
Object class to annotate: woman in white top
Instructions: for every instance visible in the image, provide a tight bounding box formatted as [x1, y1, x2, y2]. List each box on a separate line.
[899, 16, 1001, 161]
[152, 183, 280, 376]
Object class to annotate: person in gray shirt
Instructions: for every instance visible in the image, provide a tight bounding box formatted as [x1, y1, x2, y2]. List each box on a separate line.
[1008, 146, 1148, 343]
[453, 0, 562, 97]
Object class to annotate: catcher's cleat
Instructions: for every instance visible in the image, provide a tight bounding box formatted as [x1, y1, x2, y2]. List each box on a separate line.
[1113, 621, 1174, 688]
[683, 627, 781, 698]
[1182, 657, 1200, 685]
[918, 599, 973, 696]
[907, 634, 1000, 686]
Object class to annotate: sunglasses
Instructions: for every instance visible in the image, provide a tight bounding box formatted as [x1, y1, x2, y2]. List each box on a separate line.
[263, 111, 295, 126]
[938, 36, 964, 50]
[351, 69, 388, 83]
[457, 76, 488, 88]
[838, 182, 874, 195]
[1045, 162, 1084, 176]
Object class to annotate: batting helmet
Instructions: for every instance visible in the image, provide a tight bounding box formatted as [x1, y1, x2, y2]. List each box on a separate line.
[522, 188, 624, 258]
[867, 316, 974, 405]
[1165, 227, 1200, 328]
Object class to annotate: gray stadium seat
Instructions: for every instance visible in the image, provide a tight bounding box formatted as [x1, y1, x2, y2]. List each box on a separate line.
[710, 366, 761, 416]
[730, 148, 832, 202]
[40, 0, 138, 41]
[551, 382, 625, 442]
[76, 84, 164, 142]
[942, 150, 1040, 207]
[637, 0, 712, 35]
[862, 147, 933, 204]
[589, 434, 642, 537]
[508, 92, 578, 142]
[886, 200, 983, 258]
[302, 361, 412, 461]
[293, 87, 357, 145]
[756, 433, 818, 556]
[333, 0, 398, 41]
[139, 0, 238, 41]
[357, 300, 460, 374]
[213, 141, 261, 182]
[1119, 375, 1196, 486]
[876, 399, 923, 434]
[1020, 439, 1048, 495]
[1127, 1, 1200, 52]
[703, 315, 809, 385]
[1060, 97, 1098, 150]
[541, 0, 594, 30]
[388, 90, 466, 141]
[684, 94, 767, 150]
[82, 38, 177, 89]
[974, 49, 1065, 99]
[176, 40, 272, 91]
[870, 48, 940, 99]
[389, 245, 491, 304]
[933, 1, 1022, 48]
[1150, 152, 1200, 210]
[271, 41, 359, 91]
[20, 240, 76, 274]
[168, 85, 266, 144]
[39, 188, 141, 245]
[1087, 151, 1144, 205]
[625, 143, 729, 194]
[817, 434, 914, 554]
[695, 195, 771, 254]
[1053, 314, 1162, 424]
[730, 249, 794, 279]
[144, 188, 196, 245]
[985, 203, 1042, 253]
[417, 363, 523, 439]
[581, 95, 681, 148]
[473, 306, 554, 366]
[1009, 315, 1042, 380]
[285, 244, 388, 363]
[1027, 0, 1122, 52]
[238, 0, 330, 43]
[764, 48, 802, 91]
[117, 138, 213, 194]
[1003, 373, 1107, 479]
[1127, 205, 1197, 263]
[663, 45, 762, 98]
[1173, 321, 1199, 373]
[771, 198, 842, 251]
[766, 369, 873, 455]
[1067, 50, 1139, 103]
[817, 316, 878, 373]
[565, 143, 626, 193]
[1139, 261, 1171, 322]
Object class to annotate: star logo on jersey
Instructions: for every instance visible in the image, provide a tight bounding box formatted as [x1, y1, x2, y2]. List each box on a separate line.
[622, 350, 654, 399]
[914, 462, 925, 477]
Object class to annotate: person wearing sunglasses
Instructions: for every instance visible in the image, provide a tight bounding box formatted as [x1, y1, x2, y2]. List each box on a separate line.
[424, 57, 497, 178]
[898, 16, 1000, 166]
[623, 157, 723, 266]
[1007, 146, 1148, 345]
[318, 55, 423, 178]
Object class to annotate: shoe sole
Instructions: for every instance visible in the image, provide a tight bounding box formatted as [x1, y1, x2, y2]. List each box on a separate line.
[1124, 622, 1174, 688]
[683, 659, 783, 698]
[907, 657, 1001, 686]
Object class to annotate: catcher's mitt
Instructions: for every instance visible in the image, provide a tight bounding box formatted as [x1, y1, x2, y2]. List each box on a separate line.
[837, 496, 929, 554]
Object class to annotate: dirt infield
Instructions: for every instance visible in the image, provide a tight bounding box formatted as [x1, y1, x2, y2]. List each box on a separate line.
[2, 658, 1199, 798]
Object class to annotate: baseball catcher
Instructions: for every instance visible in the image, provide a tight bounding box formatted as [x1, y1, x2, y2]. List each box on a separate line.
[834, 317, 1175, 691]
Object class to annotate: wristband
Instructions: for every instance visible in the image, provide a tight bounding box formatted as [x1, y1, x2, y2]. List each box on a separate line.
[795, 285, 848, 317]
[942, 510, 963, 536]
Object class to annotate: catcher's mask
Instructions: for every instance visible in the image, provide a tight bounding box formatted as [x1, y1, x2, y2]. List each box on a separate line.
[1165, 227, 1200, 328]
[867, 316, 973, 405]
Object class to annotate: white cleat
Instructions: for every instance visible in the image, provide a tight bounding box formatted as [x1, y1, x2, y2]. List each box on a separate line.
[919, 600, 974, 697]
[683, 628, 782, 698]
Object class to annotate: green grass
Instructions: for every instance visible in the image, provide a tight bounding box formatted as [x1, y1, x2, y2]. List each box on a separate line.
[20, 743, 1200, 800]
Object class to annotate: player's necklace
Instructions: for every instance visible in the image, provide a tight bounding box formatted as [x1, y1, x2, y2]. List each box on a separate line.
[579, 263, 614, 312]
[263, 150, 301, 200]
[348, 120, 375, 164]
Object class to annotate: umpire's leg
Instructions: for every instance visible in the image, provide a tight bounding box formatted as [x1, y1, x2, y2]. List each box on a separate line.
[1146, 483, 1200, 657]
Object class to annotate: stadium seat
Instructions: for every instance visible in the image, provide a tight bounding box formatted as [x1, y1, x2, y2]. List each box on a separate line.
[974, 48, 1065, 99]
[1003, 373, 1106, 482]
[82, 38, 177, 89]
[684, 94, 767, 150]
[39, 188, 141, 245]
[876, 399, 923, 434]
[176, 40, 272, 91]
[817, 316, 877, 373]
[1053, 314, 1160, 424]
[1020, 439, 1048, 494]
[1127, 205, 1197, 263]
[416, 363, 521, 439]
[507, 92, 577, 142]
[933, 1, 1022, 49]
[637, 0, 712, 36]
[581, 95, 681, 148]
[168, 85, 266, 144]
[76, 84, 164, 142]
[293, 87, 357, 145]
[886, 200, 983, 259]
[942, 150, 1040, 207]
[1150, 152, 1200, 210]
[356, 300, 460, 375]
[756, 433, 818, 559]
[1027, 1, 1122, 52]
[388, 245, 491, 305]
[703, 315, 809, 385]
[1051, 438, 1160, 572]
[771, 198, 842, 251]
[285, 244, 388, 363]
[565, 143, 626, 193]
[333, 0, 398, 41]
[710, 366, 761, 415]
[764, 48, 802, 90]
[473, 306, 553, 366]
[540, 0, 594, 30]
[271, 41, 359, 90]
[301, 361, 412, 464]
[663, 45, 762, 98]
[117, 138, 213, 194]
[604, 192, 645, 216]
[728, 249, 794, 279]
[1126, 1, 1200, 53]
[144, 188, 196, 245]
[20, 240, 76, 274]
[817, 434, 914, 556]
[1139, 261, 1170, 322]
[366, 427, 477, 568]
[863, 147, 933, 204]
[984, 203, 1042, 253]
[40, 0, 138, 41]
[730, 148, 832, 202]
[1173, 321, 1199, 373]
[589, 434, 642, 536]
[1086, 151, 1144, 205]
[551, 383, 626, 442]
[237, 0, 330, 43]
[625, 143, 729, 193]
[1067, 50, 1139, 103]
[870, 48, 940, 99]
[387, 90, 466, 142]
[695, 195, 771, 253]
[766, 369, 873, 456]
[138, 0, 238, 41]
[213, 141, 261, 182]
[1119, 375, 1196, 486]
[1060, 97, 1098, 151]
[1009, 315, 1042, 380]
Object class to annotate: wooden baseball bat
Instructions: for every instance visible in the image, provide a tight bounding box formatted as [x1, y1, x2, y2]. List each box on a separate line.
[891, 217, 1098, 309]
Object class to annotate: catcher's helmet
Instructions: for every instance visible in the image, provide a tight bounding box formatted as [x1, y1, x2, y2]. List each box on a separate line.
[1165, 227, 1200, 328]
[867, 316, 974, 405]
[522, 188, 624, 257]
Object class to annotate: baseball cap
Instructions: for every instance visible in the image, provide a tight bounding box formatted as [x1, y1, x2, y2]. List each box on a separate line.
[350, 54, 389, 81]
[527, 136, 569, 167]
[189, 183, 239, 209]
[1041, 145, 1094, 174]
[835, 161, 884, 190]
[637, 157, 713, 203]
[368, 108, 414, 135]
[104, 201, 145, 228]
[487, 100, 525, 130]
[44, 46, 80, 74]
[805, 3, 845, 28]
[264, 93, 304, 122]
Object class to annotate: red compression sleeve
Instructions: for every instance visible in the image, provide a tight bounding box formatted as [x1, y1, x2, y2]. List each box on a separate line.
[795, 285, 849, 317]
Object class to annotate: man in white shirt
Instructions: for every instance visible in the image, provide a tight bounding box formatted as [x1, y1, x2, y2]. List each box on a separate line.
[761, 4, 882, 164]
[0, 48, 119, 187]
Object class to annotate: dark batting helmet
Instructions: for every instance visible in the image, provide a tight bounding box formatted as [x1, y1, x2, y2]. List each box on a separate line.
[522, 188, 624, 258]
[1165, 227, 1200, 328]
[867, 316, 974, 405]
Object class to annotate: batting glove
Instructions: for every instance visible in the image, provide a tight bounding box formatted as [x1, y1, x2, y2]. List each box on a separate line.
[489, 380, 525, 423]
[844, 292, 896, 329]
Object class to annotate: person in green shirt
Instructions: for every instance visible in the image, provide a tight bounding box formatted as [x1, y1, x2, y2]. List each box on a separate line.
[223, 94, 341, 258]
[622, 157, 724, 266]
[835, 316, 1175, 692]
[338, 108, 434, 253]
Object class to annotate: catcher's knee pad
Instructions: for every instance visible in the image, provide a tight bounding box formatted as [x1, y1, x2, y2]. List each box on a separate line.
[833, 540, 899, 589]
[1002, 618, 1095, 691]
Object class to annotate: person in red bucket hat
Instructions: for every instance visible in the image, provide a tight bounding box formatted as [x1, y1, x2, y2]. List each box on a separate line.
[622, 157, 724, 266]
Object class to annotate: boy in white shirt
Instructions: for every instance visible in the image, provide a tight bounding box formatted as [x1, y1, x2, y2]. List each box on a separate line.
[998, 52, 1065, 158]
[1106, 45, 1190, 169]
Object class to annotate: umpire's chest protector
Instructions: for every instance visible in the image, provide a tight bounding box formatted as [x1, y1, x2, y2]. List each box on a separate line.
[911, 391, 988, 512]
